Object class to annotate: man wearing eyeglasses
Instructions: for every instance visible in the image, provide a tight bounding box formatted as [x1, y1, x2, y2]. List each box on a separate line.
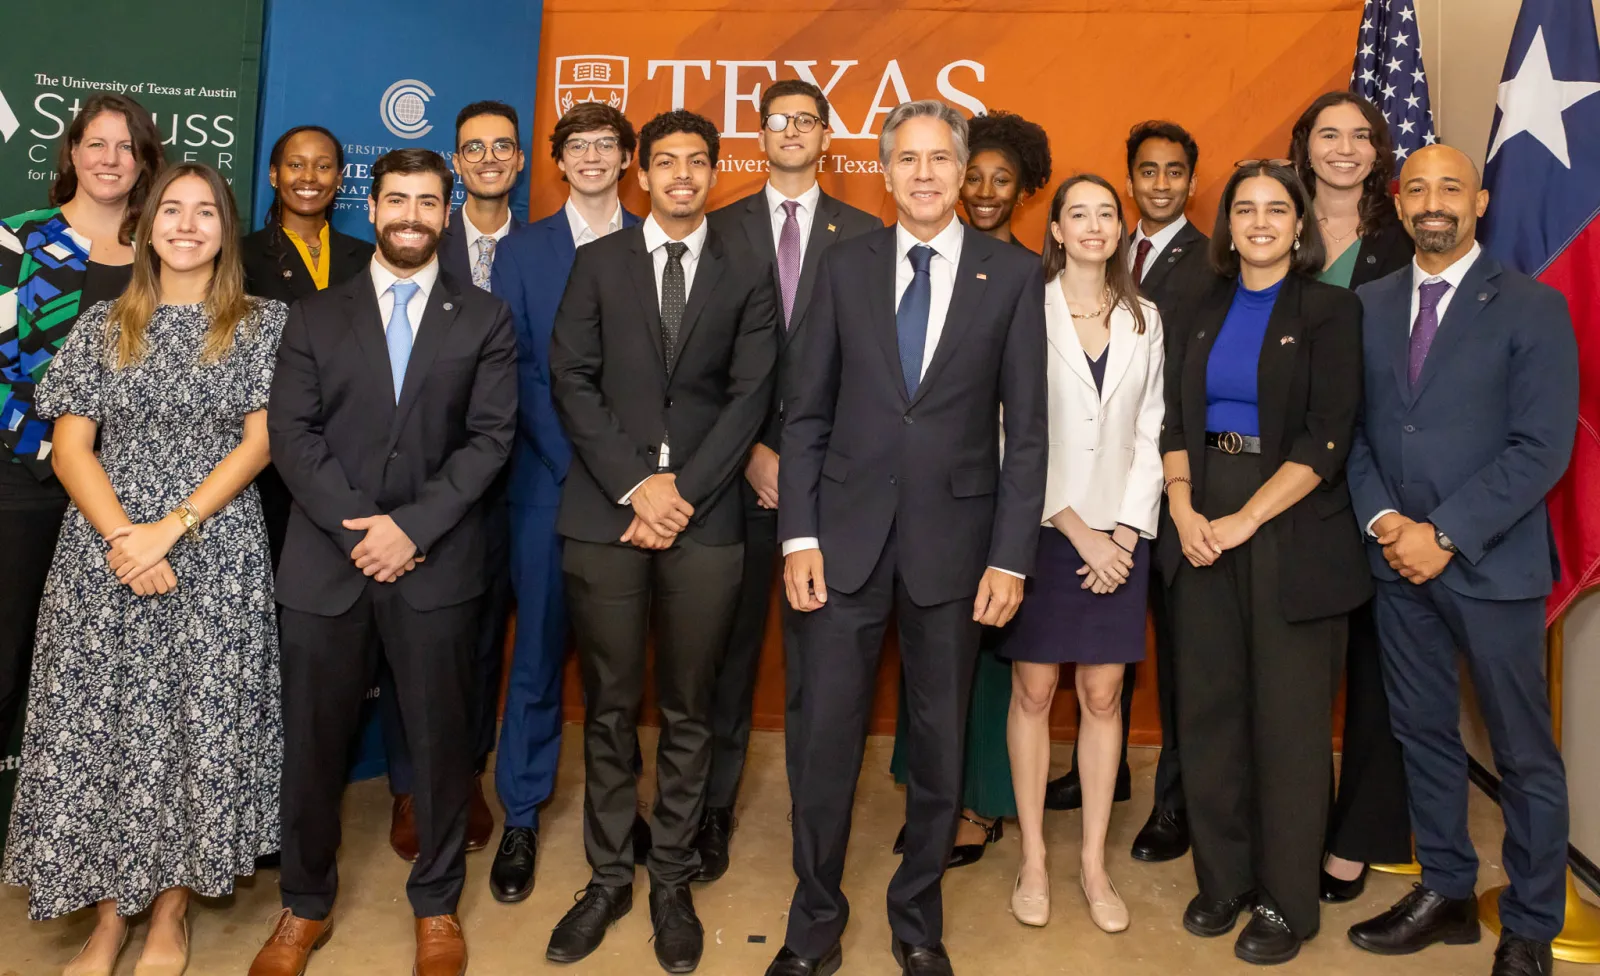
[483, 101, 645, 904]
[698, 79, 883, 883]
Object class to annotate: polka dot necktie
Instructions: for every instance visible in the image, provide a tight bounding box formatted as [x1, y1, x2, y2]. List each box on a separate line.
[661, 241, 689, 372]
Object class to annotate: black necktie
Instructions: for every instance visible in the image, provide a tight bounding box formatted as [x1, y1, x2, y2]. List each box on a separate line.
[661, 241, 688, 372]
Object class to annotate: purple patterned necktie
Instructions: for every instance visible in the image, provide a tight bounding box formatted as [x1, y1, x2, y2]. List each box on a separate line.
[1407, 279, 1452, 387]
[777, 200, 802, 329]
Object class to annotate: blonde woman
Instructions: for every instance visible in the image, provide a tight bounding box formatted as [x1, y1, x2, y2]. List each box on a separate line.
[2, 163, 284, 976]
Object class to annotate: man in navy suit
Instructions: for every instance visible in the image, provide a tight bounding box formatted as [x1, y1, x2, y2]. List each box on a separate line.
[1345, 145, 1577, 976]
[483, 102, 642, 903]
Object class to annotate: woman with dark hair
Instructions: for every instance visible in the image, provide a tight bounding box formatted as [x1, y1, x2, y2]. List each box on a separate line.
[1004, 175, 1164, 931]
[241, 125, 372, 565]
[2, 163, 284, 976]
[959, 109, 1053, 250]
[0, 92, 163, 819]
[1289, 91, 1416, 902]
[1163, 162, 1369, 964]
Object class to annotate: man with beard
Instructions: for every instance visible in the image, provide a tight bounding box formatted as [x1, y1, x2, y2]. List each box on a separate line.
[545, 110, 777, 974]
[1344, 145, 1577, 976]
[380, 99, 526, 870]
[698, 79, 881, 882]
[253, 148, 516, 976]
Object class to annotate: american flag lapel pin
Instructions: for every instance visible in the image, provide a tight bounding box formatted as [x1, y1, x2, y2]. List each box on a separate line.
[976, 273, 987, 280]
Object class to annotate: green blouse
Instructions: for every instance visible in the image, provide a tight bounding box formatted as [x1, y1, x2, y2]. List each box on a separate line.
[1319, 242, 1362, 289]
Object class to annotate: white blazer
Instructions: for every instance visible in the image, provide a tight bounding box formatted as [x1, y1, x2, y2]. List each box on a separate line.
[1040, 279, 1166, 536]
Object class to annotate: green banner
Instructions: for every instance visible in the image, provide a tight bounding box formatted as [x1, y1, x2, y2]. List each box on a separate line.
[0, 0, 264, 219]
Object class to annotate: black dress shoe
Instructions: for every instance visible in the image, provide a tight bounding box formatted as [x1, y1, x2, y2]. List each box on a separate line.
[1130, 807, 1189, 862]
[1492, 930, 1554, 976]
[1184, 890, 1255, 938]
[547, 882, 633, 963]
[693, 807, 733, 883]
[1320, 863, 1369, 903]
[1234, 905, 1307, 965]
[947, 815, 1003, 869]
[764, 943, 843, 976]
[649, 884, 704, 973]
[891, 938, 955, 976]
[1347, 884, 1481, 955]
[634, 813, 653, 865]
[490, 826, 538, 903]
[1042, 765, 1132, 811]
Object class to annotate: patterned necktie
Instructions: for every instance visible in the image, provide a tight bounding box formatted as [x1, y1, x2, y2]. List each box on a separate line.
[661, 241, 689, 372]
[472, 236, 497, 291]
[386, 280, 420, 402]
[777, 200, 802, 329]
[1132, 237, 1154, 282]
[897, 244, 934, 397]
[1407, 279, 1451, 387]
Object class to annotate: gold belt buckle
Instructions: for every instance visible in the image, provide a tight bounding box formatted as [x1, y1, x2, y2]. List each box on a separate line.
[1218, 431, 1244, 455]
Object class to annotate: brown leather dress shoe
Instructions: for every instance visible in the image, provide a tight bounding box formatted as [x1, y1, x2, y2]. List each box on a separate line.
[248, 910, 332, 976]
[415, 914, 467, 976]
[467, 777, 493, 852]
[392, 794, 420, 863]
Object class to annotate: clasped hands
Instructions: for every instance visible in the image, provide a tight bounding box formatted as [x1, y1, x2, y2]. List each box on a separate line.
[621, 473, 693, 550]
[105, 517, 186, 596]
[1372, 513, 1453, 584]
[1073, 524, 1142, 594]
[1172, 506, 1261, 568]
[344, 514, 422, 582]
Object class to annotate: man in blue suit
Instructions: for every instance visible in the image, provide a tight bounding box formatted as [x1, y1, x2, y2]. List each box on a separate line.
[1345, 145, 1578, 976]
[485, 101, 643, 902]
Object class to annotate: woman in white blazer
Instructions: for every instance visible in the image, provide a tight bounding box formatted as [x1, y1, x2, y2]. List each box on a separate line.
[1002, 174, 1165, 933]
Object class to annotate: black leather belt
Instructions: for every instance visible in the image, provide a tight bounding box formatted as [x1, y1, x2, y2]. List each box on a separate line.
[1205, 431, 1262, 455]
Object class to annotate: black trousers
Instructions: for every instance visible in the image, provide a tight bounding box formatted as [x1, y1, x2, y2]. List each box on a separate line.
[785, 529, 980, 957]
[1173, 451, 1344, 939]
[1325, 600, 1412, 864]
[0, 503, 67, 750]
[278, 585, 480, 919]
[564, 537, 744, 887]
[705, 504, 780, 810]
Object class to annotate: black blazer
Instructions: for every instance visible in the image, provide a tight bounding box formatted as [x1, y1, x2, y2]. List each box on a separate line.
[1347, 216, 1415, 290]
[778, 224, 1049, 607]
[241, 225, 373, 304]
[1159, 272, 1372, 621]
[1136, 219, 1213, 318]
[549, 221, 780, 546]
[707, 189, 883, 455]
[267, 266, 518, 615]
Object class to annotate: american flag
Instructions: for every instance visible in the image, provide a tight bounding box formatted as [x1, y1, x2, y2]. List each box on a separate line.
[1350, 0, 1437, 161]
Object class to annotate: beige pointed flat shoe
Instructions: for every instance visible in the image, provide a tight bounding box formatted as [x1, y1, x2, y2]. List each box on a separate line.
[1082, 874, 1130, 934]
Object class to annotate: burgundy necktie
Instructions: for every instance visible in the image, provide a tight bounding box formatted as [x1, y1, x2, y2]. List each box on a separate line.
[1407, 279, 1452, 387]
[777, 200, 802, 329]
[1133, 237, 1154, 283]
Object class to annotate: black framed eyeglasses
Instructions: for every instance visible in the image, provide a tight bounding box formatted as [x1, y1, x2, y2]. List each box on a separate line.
[765, 112, 825, 134]
[563, 136, 621, 157]
[460, 139, 519, 163]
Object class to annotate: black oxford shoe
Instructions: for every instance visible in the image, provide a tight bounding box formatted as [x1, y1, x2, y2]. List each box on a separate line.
[650, 884, 704, 973]
[489, 826, 538, 903]
[764, 943, 843, 976]
[891, 938, 955, 976]
[1184, 890, 1255, 938]
[1320, 863, 1369, 904]
[1492, 930, 1554, 976]
[1348, 884, 1481, 955]
[1130, 807, 1190, 862]
[692, 806, 733, 883]
[547, 882, 633, 964]
[1234, 905, 1307, 965]
[1042, 765, 1132, 811]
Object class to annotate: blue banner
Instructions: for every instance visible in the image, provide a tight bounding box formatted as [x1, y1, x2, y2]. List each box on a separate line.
[252, 0, 543, 240]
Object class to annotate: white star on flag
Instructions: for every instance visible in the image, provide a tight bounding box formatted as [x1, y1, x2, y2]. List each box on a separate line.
[1486, 25, 1600, 167]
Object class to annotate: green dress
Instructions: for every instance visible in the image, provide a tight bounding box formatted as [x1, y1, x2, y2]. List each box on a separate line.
[889, 639, 1018, 819]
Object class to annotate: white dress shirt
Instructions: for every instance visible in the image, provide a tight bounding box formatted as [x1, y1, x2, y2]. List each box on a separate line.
[765, 181, 820, 258]
[1366, 241, 1484, 536]
[1129, 215, 1188, 281]
[371, 257, 440, 339]
[462, 210, 513, 254]
[565, 197, 625, 249]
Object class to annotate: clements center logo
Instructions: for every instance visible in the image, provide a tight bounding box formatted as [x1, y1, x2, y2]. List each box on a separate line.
[380, 79, 434, 140]
[555, 56, 629, 116]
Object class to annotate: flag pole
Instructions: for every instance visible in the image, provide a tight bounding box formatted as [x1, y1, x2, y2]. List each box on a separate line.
[1478, 611, 1600, 963]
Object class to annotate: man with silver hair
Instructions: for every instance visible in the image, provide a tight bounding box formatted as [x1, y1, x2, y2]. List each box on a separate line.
[768, 99, 1048, 976]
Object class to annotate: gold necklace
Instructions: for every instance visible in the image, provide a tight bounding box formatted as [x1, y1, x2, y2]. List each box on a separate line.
[1069, 290, 1112, 320]
[1319, 215, 1358, 247]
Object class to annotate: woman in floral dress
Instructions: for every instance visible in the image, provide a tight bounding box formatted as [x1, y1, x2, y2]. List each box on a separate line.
[2, 162, 284, 976]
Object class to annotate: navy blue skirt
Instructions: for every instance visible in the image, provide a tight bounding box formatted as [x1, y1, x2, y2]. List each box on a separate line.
[999, 526, 1149, 665]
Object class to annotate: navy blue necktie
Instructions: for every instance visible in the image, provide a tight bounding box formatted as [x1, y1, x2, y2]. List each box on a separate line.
[898, 244, 933, 397]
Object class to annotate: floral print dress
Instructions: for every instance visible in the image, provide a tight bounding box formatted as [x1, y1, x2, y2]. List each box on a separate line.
[1, 299, 286, 920]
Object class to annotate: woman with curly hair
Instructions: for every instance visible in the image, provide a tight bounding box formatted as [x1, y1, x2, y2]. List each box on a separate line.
[960, 109, 1054, 251]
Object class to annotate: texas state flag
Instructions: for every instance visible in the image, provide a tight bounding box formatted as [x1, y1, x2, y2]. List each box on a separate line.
[1479, 0, 1600, 624]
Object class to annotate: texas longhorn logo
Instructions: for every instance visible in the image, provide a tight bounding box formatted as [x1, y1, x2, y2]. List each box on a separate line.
[554, 56, 629, 116]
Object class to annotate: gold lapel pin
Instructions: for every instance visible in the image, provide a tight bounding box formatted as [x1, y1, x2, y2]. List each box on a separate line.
[827, 223, 837, 232]
[976, 273, 987, 280]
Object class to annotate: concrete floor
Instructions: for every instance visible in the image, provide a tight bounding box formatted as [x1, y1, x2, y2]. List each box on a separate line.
[0, 729, 1582, 975]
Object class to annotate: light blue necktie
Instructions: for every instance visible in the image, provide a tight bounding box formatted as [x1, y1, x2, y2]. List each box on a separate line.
[386, 280, 420, 402]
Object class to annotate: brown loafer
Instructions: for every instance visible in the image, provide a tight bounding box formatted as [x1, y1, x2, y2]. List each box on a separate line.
[467, 777, 494, 852]
[248, 910, 332, 976]
[415, 914, 467, 976]
[391, 794, 420, 863]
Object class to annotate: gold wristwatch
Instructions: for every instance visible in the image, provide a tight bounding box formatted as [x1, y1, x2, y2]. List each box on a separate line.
[170, 500, 201, 542]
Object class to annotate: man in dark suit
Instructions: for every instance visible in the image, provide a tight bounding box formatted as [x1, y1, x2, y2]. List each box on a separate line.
[484, 101, 644, 903]
[380, 98, 527, 869]
[252, 149, 516, 976]
[544, 110, 777, 974]
[1345, 145, 1577, 976]
[1046, 120, 1210, 863]
[769, 100, 1046, 976]
[697, 79, 882, 882]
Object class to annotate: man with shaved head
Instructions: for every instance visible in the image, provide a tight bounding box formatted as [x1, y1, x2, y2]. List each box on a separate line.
[1344, 144, 1578, 976]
